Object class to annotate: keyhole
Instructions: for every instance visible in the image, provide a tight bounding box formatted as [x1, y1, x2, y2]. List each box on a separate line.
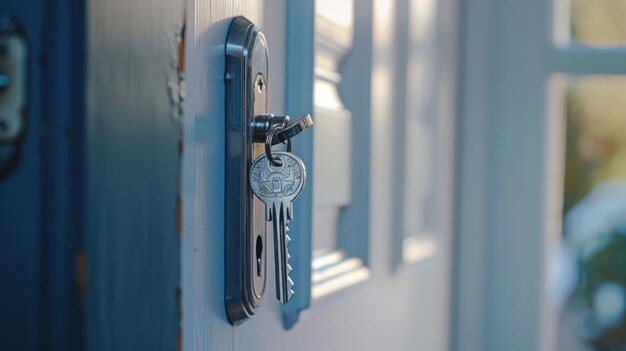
[256, 235, 263, 277]
[255, 73, 265, 93]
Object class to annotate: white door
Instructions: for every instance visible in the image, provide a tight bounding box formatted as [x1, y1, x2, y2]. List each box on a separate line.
[181, 0, 457, 349]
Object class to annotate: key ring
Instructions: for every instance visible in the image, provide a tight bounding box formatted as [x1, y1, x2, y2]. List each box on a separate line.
[265, 125, 292, 167]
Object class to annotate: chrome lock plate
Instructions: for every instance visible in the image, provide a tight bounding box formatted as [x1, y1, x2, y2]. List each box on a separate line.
[224, 16, 269, 325]
[224, 16, 313, 325]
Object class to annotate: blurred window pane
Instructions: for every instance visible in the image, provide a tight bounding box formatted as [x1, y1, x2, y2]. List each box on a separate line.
[563, 76, 626, 215]
[570, 0, 626, 46]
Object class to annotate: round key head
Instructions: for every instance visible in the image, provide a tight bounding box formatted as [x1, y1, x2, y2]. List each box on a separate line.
[249, 151, 306, 203]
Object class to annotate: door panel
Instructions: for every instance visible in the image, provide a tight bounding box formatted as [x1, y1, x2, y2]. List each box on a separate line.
[182, 0, 455, 350]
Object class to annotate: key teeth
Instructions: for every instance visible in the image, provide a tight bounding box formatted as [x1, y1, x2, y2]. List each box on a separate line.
[285, 232, 294, 302]
[287, 277, 294, 302]
[287, 277, 294, 291]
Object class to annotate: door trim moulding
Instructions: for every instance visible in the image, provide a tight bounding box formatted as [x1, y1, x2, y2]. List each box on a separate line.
[281, 0, 374, 329]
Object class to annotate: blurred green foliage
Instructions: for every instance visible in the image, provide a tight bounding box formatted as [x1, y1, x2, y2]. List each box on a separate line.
[567, 229, 626, 350]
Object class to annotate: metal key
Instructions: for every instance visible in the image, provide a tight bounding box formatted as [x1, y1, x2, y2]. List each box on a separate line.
[249, 151, 306, 303]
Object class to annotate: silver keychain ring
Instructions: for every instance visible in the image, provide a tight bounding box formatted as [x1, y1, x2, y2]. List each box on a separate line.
[265, 125, 292, 167]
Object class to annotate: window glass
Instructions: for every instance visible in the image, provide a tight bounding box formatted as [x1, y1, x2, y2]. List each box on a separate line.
[563, 77, 626, 213]
[571, 0, 626, 46]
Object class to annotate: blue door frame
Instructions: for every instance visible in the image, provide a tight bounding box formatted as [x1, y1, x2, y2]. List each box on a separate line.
[2, 0, 185, 349]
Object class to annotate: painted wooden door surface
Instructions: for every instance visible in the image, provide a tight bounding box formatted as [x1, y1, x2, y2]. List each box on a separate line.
[182, 0, 456, 350]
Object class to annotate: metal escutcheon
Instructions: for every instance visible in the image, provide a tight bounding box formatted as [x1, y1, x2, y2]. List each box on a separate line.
[224, 16, 313, 325]
[225, 16, 269, 325]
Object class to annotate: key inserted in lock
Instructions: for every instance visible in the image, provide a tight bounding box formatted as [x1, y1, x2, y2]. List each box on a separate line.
[224, 16, 312, 325]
